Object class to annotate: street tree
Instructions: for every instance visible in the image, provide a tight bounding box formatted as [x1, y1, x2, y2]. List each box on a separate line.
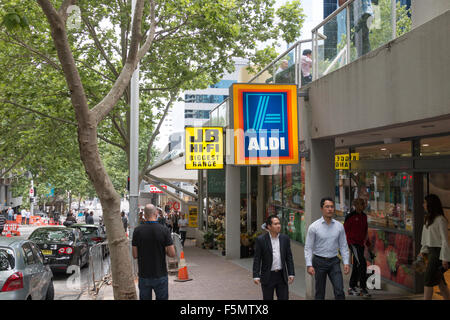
[1, 0, 305, 299]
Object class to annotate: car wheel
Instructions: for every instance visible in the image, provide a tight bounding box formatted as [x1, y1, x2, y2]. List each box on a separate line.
[45, 281, 54, 300]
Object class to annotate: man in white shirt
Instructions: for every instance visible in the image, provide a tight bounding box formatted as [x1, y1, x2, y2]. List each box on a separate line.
[253, 215, 295, 300]
[305, 197, 350, 300]
[25, 209, 31, 225]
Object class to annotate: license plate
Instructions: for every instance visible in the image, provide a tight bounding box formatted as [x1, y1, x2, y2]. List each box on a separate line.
[42, 250, 53, 256]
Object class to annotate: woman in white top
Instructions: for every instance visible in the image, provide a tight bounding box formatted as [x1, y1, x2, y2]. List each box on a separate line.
[419, 194, 450, 300]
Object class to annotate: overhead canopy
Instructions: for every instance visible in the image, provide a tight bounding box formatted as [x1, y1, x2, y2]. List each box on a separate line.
[147, 151, 198, 183]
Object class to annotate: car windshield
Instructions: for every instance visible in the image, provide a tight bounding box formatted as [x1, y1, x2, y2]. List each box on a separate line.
[29, 229, 74, 242]
[76, 226, 98, 237]
[0, 248, 15, 271]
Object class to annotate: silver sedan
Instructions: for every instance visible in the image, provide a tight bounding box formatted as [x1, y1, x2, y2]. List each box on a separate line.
[0, 238, 54, 300]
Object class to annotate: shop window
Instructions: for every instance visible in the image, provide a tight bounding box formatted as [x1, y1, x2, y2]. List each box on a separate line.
[335, 148, 351, 216]
[348, 171, 415, 290]
[282, 165, 303, 210]
[264, 160, 306, 244]
[420, 135, 450, 156]
[355, 141, 412, 160]
[272, 166, 282, 207]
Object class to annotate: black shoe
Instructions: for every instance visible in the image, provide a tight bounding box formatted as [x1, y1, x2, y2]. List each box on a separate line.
[348, 287, 360, 296]
[360, 288, 372, 298]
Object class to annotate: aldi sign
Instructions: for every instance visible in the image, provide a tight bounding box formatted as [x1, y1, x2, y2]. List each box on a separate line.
[230, 84, 299, 165]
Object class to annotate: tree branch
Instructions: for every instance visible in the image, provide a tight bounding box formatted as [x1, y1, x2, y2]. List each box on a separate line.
[0, 156, 26, 179]
[111, 113, 129, 146]
[97, 134, 126, 151]
[81, 15, 120, 78]
[1, 99, 77, 126]
[140, 90, 177, 180]
[1, 99, 123, 150]
[1, 34, 62, 71]
[136, 0, 156, 62]
[37, 0, 91, 124]
[91, 0, 147, 125]
[58, 0, 78, 22]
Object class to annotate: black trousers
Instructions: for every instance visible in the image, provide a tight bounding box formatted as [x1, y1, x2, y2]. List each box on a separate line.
[261, 271, 289, 300]
[349, 244, 368, 289]
[180, 231, 187, 246]
[313, 255, 345, 300]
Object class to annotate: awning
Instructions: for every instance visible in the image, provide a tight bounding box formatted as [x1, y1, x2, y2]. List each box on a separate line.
[147, 152, 198, 183]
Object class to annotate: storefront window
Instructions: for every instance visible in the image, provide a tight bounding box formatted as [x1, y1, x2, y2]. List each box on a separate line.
[355, 141, 412, 160]
[264, 159, 306, 244]
[282, 165, 303, 210]
[420, 135, 450, 156]
[349, 171, 415, 290]
[351, 171, 414, 232]
[335, 148, 351, 216]
[272, 166, 282, 207]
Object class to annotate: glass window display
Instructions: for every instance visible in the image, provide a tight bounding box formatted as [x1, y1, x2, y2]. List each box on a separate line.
[264, 159, 306, 244]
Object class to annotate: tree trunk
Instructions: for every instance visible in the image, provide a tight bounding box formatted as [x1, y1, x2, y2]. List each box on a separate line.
[78, 119, 137, 300]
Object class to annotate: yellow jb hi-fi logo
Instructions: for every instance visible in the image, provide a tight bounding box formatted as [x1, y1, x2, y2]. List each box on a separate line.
[185, 127, 224, 170]
[335, 153, 359, 170]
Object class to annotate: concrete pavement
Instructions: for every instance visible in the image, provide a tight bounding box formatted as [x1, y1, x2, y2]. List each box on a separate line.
[86, 239, 427, 300]
[92, 239, 304, 300]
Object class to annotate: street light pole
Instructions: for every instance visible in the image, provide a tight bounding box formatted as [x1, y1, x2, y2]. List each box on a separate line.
[129, 0, 140, 275]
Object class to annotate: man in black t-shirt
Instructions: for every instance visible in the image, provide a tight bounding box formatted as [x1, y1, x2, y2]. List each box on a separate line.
[132, 204, 176, 300]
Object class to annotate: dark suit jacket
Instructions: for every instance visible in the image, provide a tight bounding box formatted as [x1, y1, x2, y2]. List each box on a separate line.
[253, 233, 295, 285]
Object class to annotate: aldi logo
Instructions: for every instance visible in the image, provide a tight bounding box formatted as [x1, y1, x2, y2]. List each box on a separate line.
[230, 84, 299, 165]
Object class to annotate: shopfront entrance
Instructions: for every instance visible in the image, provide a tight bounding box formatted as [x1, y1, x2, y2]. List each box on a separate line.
[336, 134, 450, 294]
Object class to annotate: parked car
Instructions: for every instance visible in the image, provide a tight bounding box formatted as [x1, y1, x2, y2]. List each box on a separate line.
[28, 227, 89, 272]
[0, 238, 54, 300]
[70, 224, 109, 258]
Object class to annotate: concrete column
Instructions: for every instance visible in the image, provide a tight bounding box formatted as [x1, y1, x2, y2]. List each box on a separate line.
[225, 165, 241, 259]
[304, 138, 336, 299]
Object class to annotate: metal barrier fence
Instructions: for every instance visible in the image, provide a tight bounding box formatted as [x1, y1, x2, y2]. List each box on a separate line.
[87, 241, 111, 294]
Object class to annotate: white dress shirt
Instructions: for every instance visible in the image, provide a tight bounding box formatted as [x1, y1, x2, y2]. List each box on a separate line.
[304, 217, 350, 267]
[270, 234, 282, 271]
[420, 215, 450, 262]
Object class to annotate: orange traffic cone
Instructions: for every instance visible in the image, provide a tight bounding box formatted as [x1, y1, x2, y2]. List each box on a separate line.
[174, 251, 192, 282]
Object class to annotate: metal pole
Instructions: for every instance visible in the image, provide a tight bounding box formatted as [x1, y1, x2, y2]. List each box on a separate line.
[129, 0, 140, 275]
[247, 167, 251, 234]
[198, 170, 204, 231]
[391, 0, 397, 39]
[205, 172, 209, 234]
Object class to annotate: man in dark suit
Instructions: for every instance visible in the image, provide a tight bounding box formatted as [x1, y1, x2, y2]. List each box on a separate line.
[253, 215, 295, 300]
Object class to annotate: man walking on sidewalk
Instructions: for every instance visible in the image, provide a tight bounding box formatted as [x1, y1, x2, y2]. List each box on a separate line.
[344, 198, 372, 297]
[253, 214, 295, 300]
[132, 204, 176, 300]
[305, 197, 350, 300]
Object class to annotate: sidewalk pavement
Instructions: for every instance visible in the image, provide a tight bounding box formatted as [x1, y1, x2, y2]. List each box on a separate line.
[88, 239, 425, 300]
[91, 239, 303, 300]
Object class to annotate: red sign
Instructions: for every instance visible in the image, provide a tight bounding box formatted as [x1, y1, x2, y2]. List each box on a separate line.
[144, 185, 167, 193]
